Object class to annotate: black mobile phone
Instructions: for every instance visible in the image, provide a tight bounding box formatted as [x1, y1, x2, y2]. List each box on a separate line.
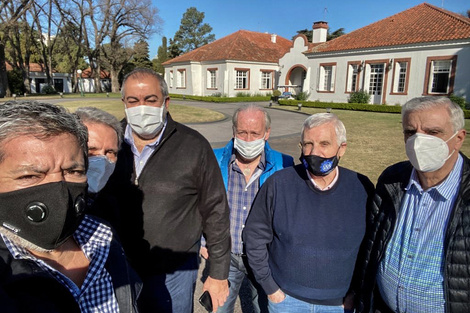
[198, 281, 230, 312]
[198, 290, 213, 312]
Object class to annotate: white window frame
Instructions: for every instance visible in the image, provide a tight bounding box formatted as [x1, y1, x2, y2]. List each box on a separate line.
[424, 56, 456, 96]
[391, 59, 410, 94]
[169, 71, 174, 88]
[207, 69, 217, 89]
[317, 63, 336, 92]
[235, 69, 249, 90]
[346, 62, 360, 93]
[260, 71, 273, 89]
[177, 69, 186, 88]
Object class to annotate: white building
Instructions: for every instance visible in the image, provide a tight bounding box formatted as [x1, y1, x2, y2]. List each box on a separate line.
[280, 3, 470, 104]
[163, 30, 292, 97]
[164, 3, 470, 105]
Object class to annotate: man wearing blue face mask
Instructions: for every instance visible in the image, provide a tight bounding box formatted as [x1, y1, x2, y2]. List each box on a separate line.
[75, 107, 122, 196]
[243, 113, 374, 313]
[201, 104, 293, 313]
[354, 97, 470, 313]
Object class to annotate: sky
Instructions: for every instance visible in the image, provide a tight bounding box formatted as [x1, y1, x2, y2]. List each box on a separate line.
[148, 0, 469, 58]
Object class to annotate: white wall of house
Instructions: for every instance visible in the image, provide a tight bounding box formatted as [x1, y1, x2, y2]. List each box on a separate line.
[293, 40, 470, 105]
[165, 61, 279, 97]
[278, 36, 311, 94]
[29, 72, 73, 94]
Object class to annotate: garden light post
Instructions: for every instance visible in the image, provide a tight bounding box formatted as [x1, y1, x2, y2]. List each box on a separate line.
[77, 69, 84, 97]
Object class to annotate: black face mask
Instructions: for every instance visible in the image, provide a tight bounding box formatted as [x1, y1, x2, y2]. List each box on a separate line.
[0, 181, 87, 250]
[300, 153, 339, 176]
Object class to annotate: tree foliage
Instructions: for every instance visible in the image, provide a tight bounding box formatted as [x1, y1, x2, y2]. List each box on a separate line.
[153, 36, 168, 74]
[172, 7, 215, 54]
[294, 27, 346, 42]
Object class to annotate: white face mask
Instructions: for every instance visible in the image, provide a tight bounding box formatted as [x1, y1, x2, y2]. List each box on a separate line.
[125, 105, 166, 139]
[87, 155, 116, 193]
[234, 136, 265, 160]
[405, 132, 457, 172]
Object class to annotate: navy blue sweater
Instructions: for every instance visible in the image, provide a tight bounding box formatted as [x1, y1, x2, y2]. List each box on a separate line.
[243, 164, 374, 304]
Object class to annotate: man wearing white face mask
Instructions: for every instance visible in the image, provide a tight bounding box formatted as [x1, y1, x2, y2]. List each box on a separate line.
[354, 97, 470, 313]
[201, 104, 293, 313]
[105, 68, 231, 313]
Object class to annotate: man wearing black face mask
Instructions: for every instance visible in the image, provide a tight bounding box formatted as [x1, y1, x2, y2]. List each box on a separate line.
[243, 113, 374, 313]
[0, 101, 141, 313]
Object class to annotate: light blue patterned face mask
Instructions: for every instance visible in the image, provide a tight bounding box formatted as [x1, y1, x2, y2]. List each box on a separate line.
[87, 155, 116, 193]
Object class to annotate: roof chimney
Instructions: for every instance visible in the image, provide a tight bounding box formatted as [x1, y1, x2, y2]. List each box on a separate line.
[312, 21, 328, 43]
[271, 33, 277, 43]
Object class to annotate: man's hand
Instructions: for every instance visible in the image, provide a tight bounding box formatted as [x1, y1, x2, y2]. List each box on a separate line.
[200, 246, 209, 259]
[268, 289, 285, 303]
[202, 276, 229, 312]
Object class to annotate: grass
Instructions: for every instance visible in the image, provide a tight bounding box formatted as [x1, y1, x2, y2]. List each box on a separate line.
[60, 99, 225, 123]
[277, 106, 470, 183]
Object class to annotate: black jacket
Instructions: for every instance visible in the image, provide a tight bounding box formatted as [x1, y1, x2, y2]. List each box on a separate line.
[99, 114, 231, 279]
[0, 220, 142, 313]
[355, 153, 470, 313]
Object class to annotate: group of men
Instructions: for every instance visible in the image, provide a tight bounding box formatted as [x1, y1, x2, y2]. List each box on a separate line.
[0, 67, 468, 313]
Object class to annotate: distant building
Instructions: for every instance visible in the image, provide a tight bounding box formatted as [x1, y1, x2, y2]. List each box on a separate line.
[163, 30, 292, 97]
[164, 3, 470, 104]
[281, 3, 470, 104]
[6, 63, 111, 94]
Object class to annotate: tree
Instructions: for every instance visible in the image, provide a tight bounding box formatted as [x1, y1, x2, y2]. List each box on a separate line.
[294, 27, 346, 42]
[327, 28, 345, 41]
[172, 7, 215, 54]
[153, 36, 168, 74]
[167, 37, 182, 59]
[131, 40, 153, 69]
[0, 0, 32, 97]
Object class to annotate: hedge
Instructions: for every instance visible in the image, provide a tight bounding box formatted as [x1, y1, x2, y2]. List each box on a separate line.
[278, 99, 470, 119]
[170, 94, 270, 103]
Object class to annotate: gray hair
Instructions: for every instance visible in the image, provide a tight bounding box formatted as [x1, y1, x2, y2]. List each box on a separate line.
[402, 96, 465, 132]
[301, 113, 347, 146]
[75, 107, 123, 147]
[0, 101, 88, 166]
[121, 68, 168, 99]
[232, 104, 271, 133]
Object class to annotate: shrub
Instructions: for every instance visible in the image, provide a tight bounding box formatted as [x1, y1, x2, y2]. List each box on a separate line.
[449, 94, 467, 109]
[296, 91, 310, 101]
[41, 84, 57, 94]
[348, 90, 370, 104]
[235, 91, 251, 97]
[272, 90, 281, 97]
[6, 69, 26, 95]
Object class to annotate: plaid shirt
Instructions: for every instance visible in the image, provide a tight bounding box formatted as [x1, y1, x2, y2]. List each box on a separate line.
[227, 153, 265, 254]
[377, 155, 463, 313]
[3, 215, 119, 313]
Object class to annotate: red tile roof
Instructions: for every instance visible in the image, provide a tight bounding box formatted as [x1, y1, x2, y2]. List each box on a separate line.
[6, 62, 49, 72]
[308, 3, 470, 54]
[163, 30, 292, 65]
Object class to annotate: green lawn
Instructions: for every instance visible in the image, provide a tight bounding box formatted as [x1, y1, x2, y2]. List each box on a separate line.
[278, 106, 470, 183]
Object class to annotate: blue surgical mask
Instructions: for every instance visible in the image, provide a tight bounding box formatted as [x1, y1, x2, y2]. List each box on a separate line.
[87, 155, 116, 193]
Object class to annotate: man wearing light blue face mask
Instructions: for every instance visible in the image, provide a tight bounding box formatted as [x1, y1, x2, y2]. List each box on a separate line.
[355, 97, 470, 313]
[201, 104, 294, 313]
[75, 107, 122, 196]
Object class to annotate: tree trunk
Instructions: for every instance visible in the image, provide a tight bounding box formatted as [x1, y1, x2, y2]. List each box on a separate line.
[110, 68, 120, 93]
[0, 43, 9, 98]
